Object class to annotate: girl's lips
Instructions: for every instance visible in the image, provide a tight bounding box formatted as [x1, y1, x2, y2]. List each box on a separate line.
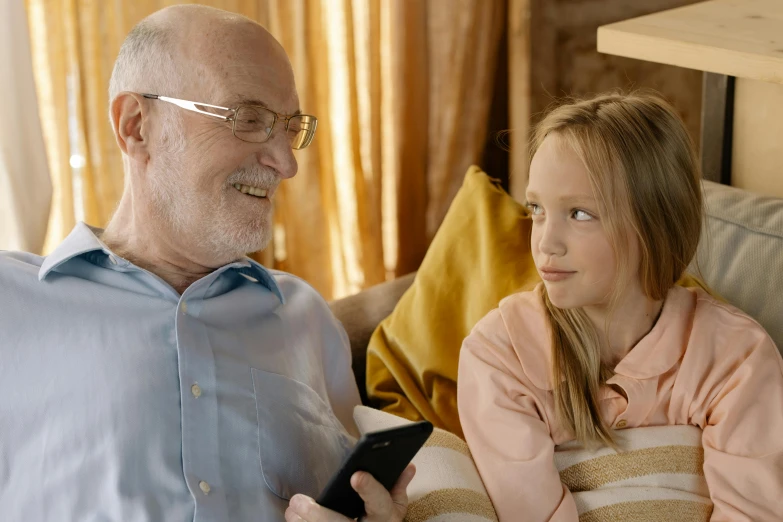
[539, 269, 576, 282]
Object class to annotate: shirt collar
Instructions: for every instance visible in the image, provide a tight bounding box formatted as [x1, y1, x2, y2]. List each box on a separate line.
[39, 222, 285, 304]
[612, 285, 695, 380]
[234, 258, 286, 304]
[38, 222, 108, 281]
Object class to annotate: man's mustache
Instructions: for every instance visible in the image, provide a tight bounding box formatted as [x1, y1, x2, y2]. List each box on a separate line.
[227, 167, 279, 190]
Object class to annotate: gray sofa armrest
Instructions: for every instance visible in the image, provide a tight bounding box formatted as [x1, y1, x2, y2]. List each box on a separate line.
[329, 272, 416, 404]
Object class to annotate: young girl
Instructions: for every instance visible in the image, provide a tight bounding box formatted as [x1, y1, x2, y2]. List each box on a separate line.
[457, 93, 783, 521]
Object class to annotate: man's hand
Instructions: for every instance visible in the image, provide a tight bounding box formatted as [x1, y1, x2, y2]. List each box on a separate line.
[285, 464, 416, 521]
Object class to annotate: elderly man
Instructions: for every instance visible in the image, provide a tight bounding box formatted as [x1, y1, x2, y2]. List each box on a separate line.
[0, 5, 414, 522]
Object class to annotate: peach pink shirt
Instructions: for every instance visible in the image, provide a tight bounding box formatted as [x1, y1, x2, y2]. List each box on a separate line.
[458, 284, 783, 522]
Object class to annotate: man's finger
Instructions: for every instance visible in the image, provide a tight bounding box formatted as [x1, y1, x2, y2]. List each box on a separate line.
[350, 471, 395, 517]
[284, 505, 307, 522]
[287, 494, 352, 522]
[389, 464, 416, 505]
[287, 495, 319, 521]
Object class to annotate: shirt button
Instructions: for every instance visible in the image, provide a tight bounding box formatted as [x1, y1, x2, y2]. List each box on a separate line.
[191, 384, 202, 398]
[616, 419, 628, 429]
[199, 480, 211, 495]
[180, 302, 188, 314]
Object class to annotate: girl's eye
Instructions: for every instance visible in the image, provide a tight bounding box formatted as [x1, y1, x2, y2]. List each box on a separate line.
[526, 202, 543, 215]
[572, 209, 592, 221]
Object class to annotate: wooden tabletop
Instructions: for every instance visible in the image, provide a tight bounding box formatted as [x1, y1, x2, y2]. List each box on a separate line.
[597, 0, 783, 84]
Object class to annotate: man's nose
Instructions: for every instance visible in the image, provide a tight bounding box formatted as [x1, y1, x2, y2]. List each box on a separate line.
[257, 124, 298, 180]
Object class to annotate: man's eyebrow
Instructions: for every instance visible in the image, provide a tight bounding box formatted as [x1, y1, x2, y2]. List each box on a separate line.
[230, 97, 302, 115]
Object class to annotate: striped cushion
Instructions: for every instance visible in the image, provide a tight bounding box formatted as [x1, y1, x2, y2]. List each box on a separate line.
[554, 425, 713, 522]
[353, 406, 498, 522]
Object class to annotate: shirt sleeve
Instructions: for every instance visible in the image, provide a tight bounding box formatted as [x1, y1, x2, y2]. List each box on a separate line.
[458, 309, 579, 522]
[702, 333, 783, 521]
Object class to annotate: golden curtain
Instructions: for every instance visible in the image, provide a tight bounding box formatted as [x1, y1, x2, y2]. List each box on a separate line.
[26, 0, 504, 300]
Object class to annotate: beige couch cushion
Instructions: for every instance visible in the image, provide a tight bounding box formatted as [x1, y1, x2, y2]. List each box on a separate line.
[353, 406, 498, 522]
[689, 181, 783, 350]
[330, 273, 417, 404]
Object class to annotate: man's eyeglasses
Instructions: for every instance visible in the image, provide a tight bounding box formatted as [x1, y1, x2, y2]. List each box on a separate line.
[141, 93, 317, 150]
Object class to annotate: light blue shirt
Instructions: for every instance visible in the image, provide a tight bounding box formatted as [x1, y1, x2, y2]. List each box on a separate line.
[0, 223, 361, 521]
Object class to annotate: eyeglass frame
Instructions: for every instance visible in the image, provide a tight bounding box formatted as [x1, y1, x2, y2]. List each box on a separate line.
[140, 93, 318, 149]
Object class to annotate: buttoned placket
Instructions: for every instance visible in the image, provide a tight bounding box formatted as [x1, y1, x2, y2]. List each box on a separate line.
[175, 272, 229, 520]
[97, 253, 269, 520]
[606, 373, 659, 429]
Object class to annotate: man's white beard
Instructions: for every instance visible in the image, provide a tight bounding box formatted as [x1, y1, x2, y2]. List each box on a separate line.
[150, 154, 275, 260]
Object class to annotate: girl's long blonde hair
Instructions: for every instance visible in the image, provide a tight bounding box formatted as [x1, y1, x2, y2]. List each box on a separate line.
[529, 92, 703, 447]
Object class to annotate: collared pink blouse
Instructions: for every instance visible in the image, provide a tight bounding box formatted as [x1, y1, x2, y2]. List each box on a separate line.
[458, 284, 783, 521]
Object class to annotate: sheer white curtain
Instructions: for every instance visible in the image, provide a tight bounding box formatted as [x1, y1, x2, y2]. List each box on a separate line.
[0, 0, 51, 253]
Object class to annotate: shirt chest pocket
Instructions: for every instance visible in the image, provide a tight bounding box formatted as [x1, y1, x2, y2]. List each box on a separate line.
[251, 368, 355, 500]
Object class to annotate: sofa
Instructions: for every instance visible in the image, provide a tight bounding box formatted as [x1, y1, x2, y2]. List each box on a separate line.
[329, 180, 783, 405]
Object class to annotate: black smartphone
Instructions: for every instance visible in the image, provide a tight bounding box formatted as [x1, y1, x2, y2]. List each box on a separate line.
[316, 420, 433, 519]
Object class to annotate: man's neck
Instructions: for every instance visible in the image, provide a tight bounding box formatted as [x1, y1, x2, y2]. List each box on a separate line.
[102, 207, 220, 295]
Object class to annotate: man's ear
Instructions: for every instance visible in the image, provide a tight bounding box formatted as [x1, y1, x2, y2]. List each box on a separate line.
[111, 92, 149, 161]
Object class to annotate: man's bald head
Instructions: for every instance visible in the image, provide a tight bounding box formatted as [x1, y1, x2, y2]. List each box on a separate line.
[109, 5, 293, 108]
[105, 5, 301, 268]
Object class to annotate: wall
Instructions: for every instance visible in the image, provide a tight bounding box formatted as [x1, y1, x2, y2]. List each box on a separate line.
[509, 0, 704, 199]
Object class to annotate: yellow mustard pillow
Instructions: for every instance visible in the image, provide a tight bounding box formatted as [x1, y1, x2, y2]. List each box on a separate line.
[366, 166, 537, 439]
[366, 165, 711, 439]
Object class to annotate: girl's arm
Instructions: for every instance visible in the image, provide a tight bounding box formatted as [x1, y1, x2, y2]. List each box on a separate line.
[702, 333, 783, 521]
[458, 309, 579, 522]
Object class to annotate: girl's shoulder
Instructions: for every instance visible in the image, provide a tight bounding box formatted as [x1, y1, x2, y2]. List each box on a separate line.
[647, 286, 782, 390]
[464, 283, 554, 390]
[471, 282, 549, 338]
[685, 286, 779, 359]
[687, 287, 774, 344]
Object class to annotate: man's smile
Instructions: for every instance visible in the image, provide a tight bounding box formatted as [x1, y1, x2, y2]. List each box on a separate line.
[233, 182, 268, 198]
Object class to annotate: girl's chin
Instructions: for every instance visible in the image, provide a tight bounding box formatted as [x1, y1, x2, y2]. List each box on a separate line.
[544, 283, 586, 310]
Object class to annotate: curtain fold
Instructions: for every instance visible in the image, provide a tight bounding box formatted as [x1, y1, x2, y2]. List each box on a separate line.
[25, 0, 504, 299]
[0, 0, 51, 253]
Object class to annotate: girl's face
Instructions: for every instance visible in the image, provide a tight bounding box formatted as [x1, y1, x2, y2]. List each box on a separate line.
[526, 134, 640, 311]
